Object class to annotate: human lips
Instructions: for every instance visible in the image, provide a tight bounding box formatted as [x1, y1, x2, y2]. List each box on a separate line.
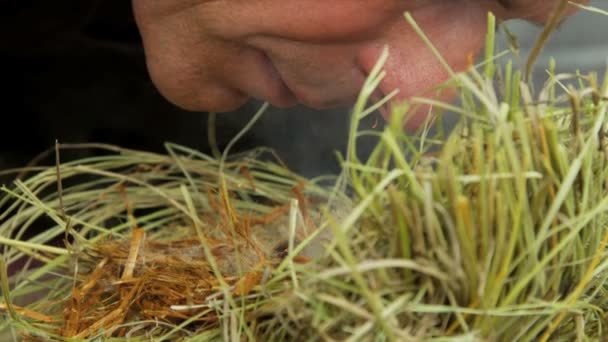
[273, 64, 368, 109]
[253, 52, 298, 108]
[248, 36, 370, 109]
[243, 2, 494, 124]
[217, 45, 298, 109]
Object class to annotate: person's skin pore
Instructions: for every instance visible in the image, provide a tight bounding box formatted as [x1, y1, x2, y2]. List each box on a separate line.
[132, 1, 587, 128]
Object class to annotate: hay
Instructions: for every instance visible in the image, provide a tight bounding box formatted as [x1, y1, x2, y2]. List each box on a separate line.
[2, 8, 608, 341]
[0, 140, 338, 340]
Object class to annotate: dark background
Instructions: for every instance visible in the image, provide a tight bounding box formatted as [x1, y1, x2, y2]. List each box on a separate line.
[2, 1, 607, 181]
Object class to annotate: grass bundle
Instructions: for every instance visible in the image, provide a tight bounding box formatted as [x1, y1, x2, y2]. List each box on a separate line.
[0, 138, 338, 340]
[2, 8, 608, 341]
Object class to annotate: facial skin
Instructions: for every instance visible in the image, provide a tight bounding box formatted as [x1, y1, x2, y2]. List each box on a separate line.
[132, 1, 587, 128]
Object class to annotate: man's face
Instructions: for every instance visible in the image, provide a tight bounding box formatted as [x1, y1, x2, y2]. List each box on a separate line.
[133, 1, 586, 128]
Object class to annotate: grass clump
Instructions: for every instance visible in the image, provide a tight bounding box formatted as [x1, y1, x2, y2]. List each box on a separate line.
[0, 139, 337, 340]
[3, 8, 608, 341]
